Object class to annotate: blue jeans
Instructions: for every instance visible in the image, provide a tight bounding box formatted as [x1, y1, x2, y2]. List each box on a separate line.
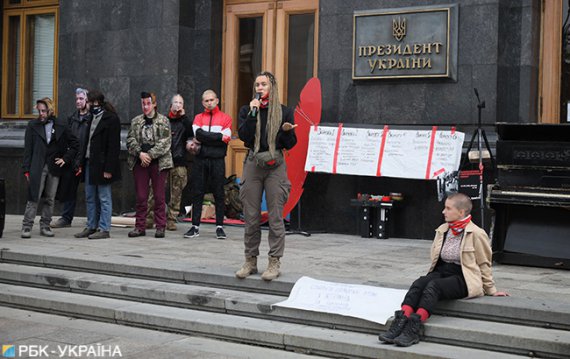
[85, 161, 112, 231]
[61, 199, 76, 223]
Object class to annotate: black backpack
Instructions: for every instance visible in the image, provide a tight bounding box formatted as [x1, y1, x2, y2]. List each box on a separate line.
[224, 175, 243, 219]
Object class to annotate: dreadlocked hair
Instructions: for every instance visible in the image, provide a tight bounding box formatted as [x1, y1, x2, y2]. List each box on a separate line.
[253, 71, 282, 157]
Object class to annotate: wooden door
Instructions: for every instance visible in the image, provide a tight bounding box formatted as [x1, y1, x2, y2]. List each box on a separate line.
[222, 0, 318, 178]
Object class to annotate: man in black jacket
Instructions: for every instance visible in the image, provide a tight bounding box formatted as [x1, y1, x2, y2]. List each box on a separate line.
[52, 88, 92, 228]
[184, 90, 232, 240]
[21, 98, 79, 238]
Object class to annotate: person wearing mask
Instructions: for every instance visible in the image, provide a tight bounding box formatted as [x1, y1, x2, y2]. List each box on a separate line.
[184, 90, 232, 240]
[236, 71, 297, 281]
[73, 90, 122, 240]
[378, 193, 509, 347]
[52, 88, 92, 228]
[146, 94, 193, 231]
[21, 98, 78, 238]
[127, 92, 173, 238]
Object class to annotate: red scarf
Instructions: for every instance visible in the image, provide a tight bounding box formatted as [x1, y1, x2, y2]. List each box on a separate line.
[448, 215, 471, 236]
[260, 94, 269, 108]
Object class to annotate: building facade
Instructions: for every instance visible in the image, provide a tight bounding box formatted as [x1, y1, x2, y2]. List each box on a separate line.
[0, 0, 567, 239]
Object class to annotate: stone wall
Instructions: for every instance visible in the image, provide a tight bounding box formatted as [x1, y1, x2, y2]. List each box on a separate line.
[57, 0, 223, 123]
[296, 0, 541, 238]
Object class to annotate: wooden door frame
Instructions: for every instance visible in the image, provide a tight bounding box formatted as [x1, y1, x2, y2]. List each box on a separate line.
[539, 0, 562, 123]
[274, 0, 319, 105]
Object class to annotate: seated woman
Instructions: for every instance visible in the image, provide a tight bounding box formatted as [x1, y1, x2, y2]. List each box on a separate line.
[379, 193, 509, 347]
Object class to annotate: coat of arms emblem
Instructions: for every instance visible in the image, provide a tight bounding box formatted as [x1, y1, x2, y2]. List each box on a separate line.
[392, 17, 406, 41]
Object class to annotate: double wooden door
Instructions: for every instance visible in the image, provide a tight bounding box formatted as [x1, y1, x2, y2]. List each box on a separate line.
[222, 0, 319, 177]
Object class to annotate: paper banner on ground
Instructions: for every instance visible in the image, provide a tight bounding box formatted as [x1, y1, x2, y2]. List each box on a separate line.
[273, 276, 407, 325]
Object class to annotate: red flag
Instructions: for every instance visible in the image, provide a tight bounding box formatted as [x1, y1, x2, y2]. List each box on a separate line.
[283, 78, 322, 217]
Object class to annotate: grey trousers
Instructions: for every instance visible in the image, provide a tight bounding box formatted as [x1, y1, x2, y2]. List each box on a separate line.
[22, 165, 60, 230]
[239, 154, 291, 258]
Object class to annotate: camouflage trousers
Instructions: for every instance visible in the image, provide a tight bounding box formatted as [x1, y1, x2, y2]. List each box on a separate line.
[147, 166, 188, 224]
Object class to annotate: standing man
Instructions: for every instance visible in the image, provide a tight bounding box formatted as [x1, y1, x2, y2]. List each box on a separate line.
[52, 88, 92, 228]
[184, 90, 232, 240]
[21, 98, 79, 238]
[127, 92, 173, 238]
[73, 90, 122, 240]
[146, 94, 193, 231]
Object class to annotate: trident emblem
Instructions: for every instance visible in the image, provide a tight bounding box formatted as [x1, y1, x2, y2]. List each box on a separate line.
[392, 17, 406, 41]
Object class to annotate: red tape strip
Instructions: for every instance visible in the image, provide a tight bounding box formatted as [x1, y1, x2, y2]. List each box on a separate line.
[376, 125, 389, 176]
[425, 126, 438, 179]
[332, 123, 343, 174]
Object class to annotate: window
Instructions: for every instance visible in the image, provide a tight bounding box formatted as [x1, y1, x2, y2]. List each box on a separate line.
[2, 0, 58, 118]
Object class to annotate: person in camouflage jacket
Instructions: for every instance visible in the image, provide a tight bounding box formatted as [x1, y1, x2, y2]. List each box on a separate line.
[127, 92, 173, 238]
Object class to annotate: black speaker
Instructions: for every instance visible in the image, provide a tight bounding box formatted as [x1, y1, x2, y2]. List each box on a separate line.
[0, 178, 5, 238]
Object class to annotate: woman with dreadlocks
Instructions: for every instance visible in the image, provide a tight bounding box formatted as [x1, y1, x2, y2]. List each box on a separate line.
[236, 71, 298, 281]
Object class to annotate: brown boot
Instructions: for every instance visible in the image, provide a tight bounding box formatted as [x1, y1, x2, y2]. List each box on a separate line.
[166, 221, 177, 231]
[261, 256, 281, 281]
[235, 256, 258, 279]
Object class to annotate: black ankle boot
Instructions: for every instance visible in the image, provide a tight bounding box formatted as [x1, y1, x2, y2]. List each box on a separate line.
[379, 310, 408, 343]
[394, 313, 421, 347]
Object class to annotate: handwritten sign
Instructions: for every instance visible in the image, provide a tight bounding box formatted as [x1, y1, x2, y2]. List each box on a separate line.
[305, 126, 338, 173]
[305, 125, 464, 179]
[336, 127, 385, 176]
[273, 276, 407, 324]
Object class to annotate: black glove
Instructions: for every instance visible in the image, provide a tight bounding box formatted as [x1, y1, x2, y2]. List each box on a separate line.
[141, 143, 153, 152]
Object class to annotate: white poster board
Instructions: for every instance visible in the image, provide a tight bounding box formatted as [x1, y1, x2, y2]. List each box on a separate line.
[305, 125, 464, 179]
[274, 276, 407, 325]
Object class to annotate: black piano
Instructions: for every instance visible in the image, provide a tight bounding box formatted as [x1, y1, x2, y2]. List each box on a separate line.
[489, 123, 570, 270]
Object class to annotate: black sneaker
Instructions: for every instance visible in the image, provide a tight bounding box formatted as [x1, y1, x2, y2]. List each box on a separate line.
[128, 229, 146, 238]
[51, 218, 71, 228]
[216, 227, 227, 240]
[184, 226, 199, 238]
[21, 228, 32, 239]
[74, 228, 97, 238]
[88, 230, 110, 240]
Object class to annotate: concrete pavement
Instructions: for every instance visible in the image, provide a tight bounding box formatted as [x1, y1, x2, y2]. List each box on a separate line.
[0, 306, 325, 359]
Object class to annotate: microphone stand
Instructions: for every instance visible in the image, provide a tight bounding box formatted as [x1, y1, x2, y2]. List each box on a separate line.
[286, 199, 311, 237]
[462, 88, 495, 229]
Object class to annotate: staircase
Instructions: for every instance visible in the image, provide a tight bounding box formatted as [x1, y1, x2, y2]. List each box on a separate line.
[1, 247, 569, 359]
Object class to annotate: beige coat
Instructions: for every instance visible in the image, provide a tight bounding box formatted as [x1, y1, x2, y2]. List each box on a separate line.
[429, 221, 497, 298]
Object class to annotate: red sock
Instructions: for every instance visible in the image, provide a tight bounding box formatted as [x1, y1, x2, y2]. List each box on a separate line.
[416, 308, 430, 322]
[401, 305, 414, 317]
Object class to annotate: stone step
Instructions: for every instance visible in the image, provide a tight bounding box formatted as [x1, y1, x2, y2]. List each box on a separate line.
[0, 262, 380, 334]
[0, 263, 569, 358]
[2, 249, 570, 331]
[0, 283, 527, 359]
